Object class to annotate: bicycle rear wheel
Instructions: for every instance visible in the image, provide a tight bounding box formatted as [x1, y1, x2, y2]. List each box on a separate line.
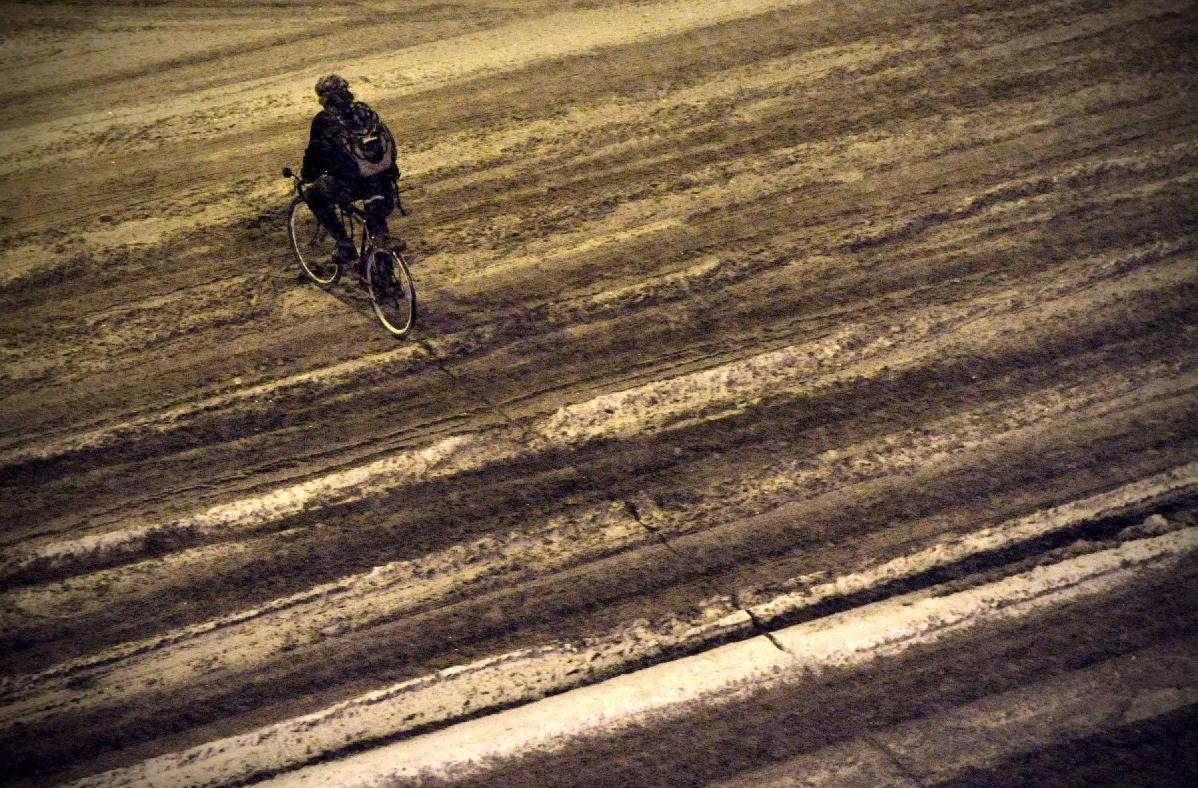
[288, 197, 360, 287]
[367, 249, 417, 338]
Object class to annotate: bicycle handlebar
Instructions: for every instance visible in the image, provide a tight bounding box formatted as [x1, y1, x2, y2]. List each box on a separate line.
[282, 166, 408, 216]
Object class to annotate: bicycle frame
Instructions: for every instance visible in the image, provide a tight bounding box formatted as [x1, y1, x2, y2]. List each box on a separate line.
[285, 170, 379, 280]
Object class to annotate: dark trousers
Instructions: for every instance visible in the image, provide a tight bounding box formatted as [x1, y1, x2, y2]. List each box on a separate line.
[306, 174, 395, 246]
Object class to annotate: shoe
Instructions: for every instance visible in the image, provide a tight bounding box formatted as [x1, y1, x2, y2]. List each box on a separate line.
[330, 240, 356, 266]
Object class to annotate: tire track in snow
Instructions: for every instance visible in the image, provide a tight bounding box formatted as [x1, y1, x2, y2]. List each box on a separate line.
[3, 239, 1193, 584]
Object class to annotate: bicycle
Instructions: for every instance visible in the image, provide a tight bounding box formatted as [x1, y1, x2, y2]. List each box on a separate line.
[282, 167, 417, 338]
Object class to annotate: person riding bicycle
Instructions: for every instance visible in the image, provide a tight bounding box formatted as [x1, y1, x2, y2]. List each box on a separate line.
[300, 74, 403, 272]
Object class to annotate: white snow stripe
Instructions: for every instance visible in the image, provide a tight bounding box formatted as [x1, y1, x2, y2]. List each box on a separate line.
[0, 500, 646, 708]
[0, 340, 435, 467]
[0, 432, 513, 579]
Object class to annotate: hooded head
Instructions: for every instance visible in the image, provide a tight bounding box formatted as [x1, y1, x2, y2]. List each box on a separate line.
[315, 74, 353, 112]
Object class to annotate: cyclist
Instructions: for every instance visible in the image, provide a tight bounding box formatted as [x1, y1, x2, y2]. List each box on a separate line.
[300, 74, 403, 272]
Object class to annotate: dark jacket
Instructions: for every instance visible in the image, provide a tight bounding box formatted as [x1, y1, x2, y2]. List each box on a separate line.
[301, 102, 398, 185]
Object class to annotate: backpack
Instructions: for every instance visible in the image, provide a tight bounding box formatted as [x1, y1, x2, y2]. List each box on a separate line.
[339, 103, 396, 178]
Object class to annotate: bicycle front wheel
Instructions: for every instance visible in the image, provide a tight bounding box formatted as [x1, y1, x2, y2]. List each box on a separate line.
[288, 197, 347, 287]
[367, 249, 417, 338]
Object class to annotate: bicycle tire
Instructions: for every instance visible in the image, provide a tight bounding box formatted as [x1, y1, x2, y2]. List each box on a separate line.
[367, 249, 417, 338]
[288, 197, 354, 287]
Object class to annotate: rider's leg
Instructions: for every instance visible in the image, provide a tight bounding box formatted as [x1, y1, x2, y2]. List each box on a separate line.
[306, 176, 357, 262]
[362, 177, 404, 251]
